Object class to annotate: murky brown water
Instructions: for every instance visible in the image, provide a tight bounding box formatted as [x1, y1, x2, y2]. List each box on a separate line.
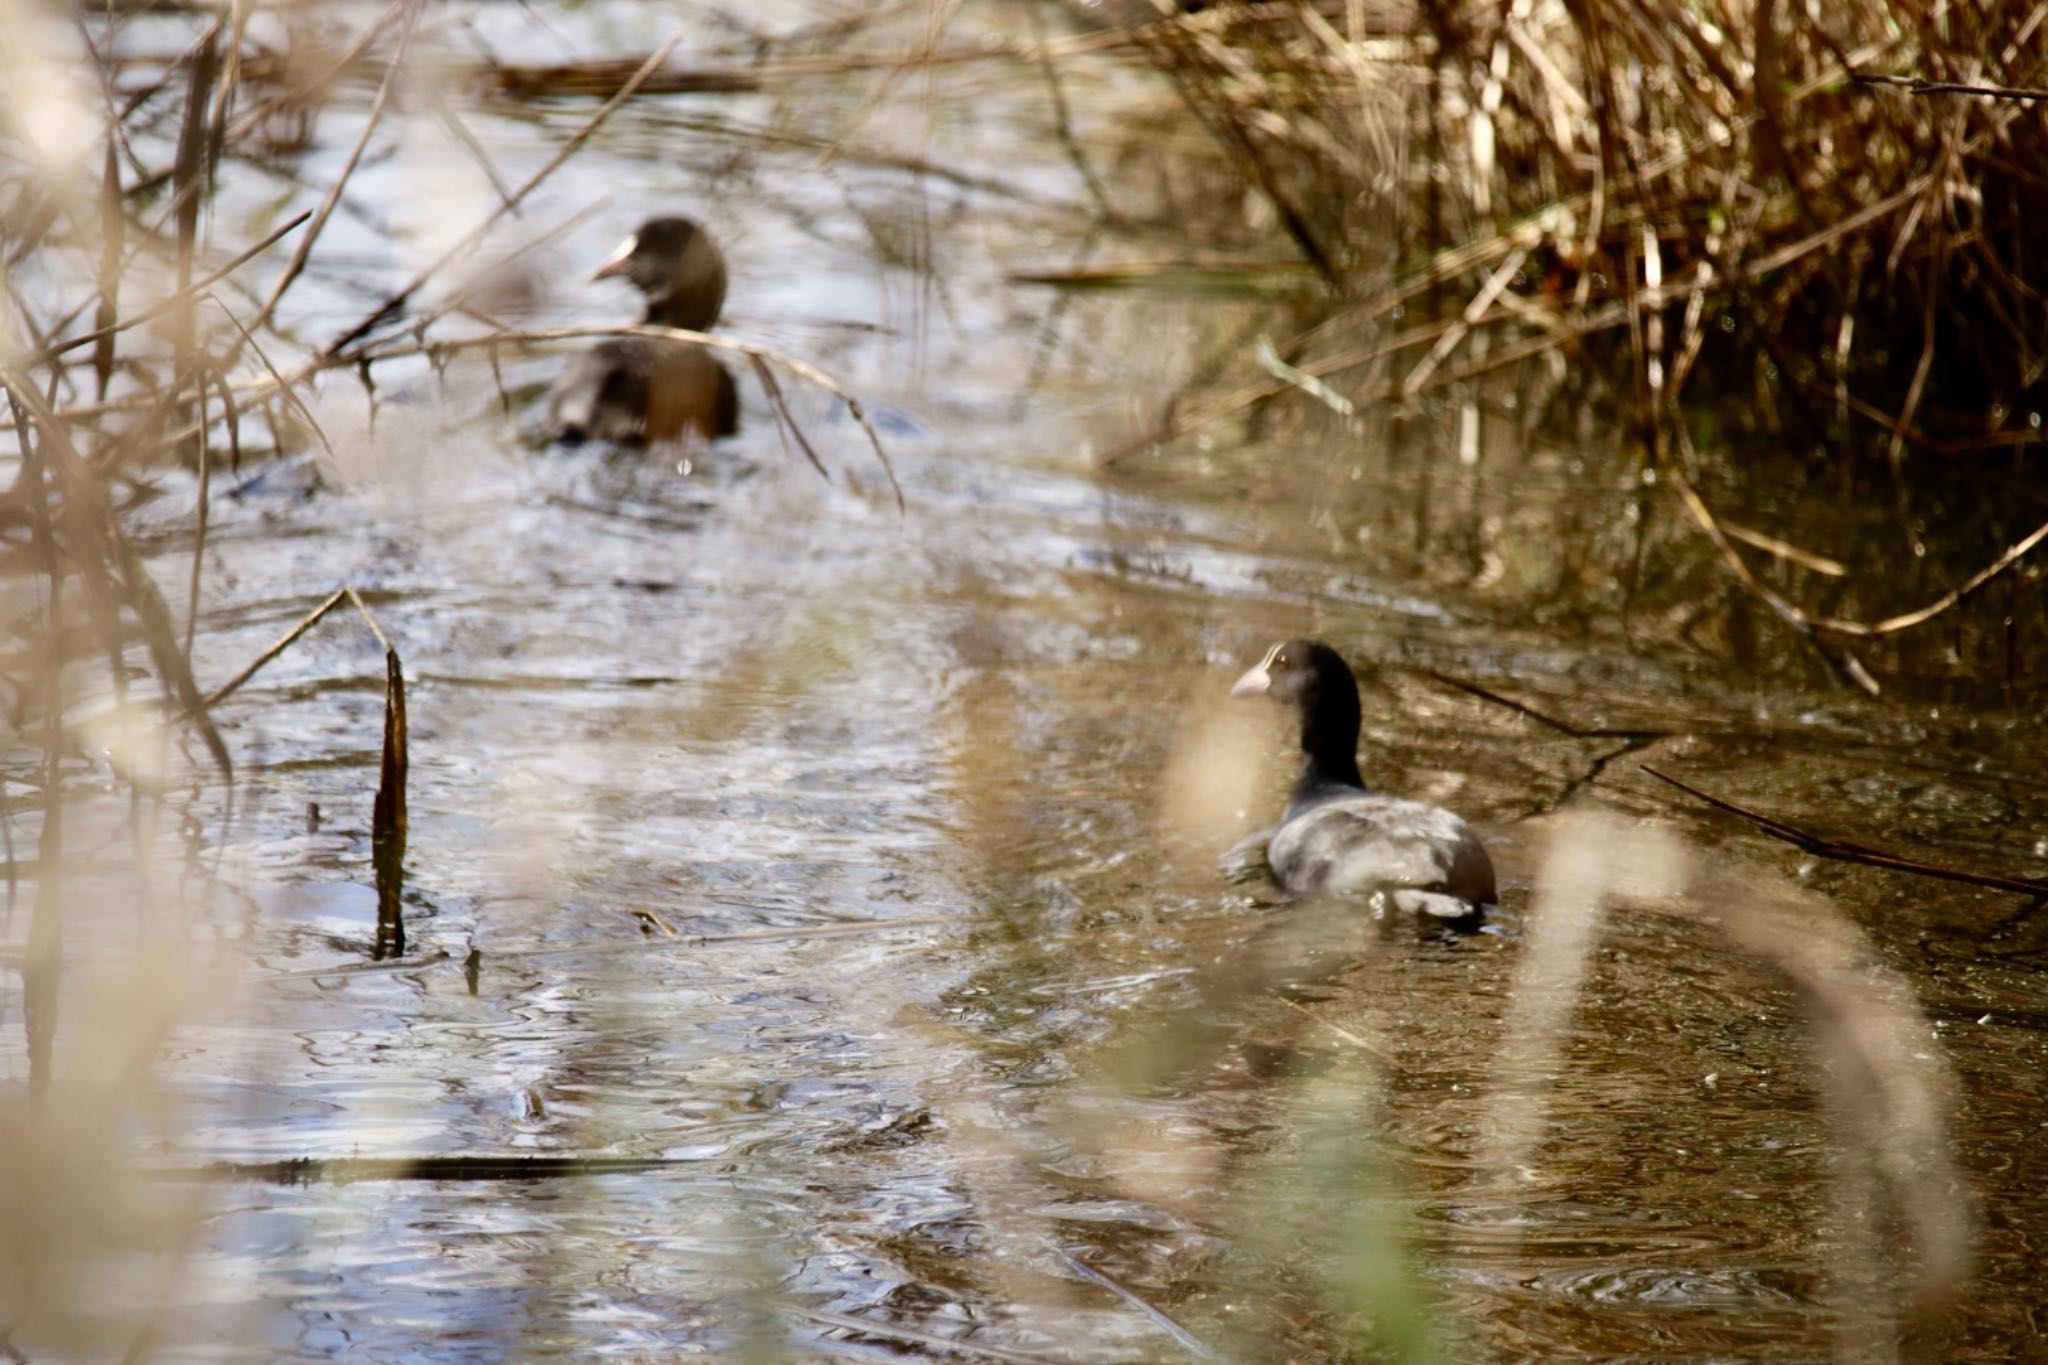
[5, 3, 2047, 1361]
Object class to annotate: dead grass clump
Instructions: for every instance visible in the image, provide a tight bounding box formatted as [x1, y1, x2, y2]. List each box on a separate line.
[1103, 0, 2048, 457]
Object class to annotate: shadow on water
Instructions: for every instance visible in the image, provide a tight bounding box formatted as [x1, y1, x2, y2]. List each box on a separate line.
[2, 3, 2046, 1362]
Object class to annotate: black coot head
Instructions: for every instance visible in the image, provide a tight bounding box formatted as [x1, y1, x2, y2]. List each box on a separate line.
[1233, 638, 1366, 788]
[1230, 638, 1356, 708]
[590, 216, 727, 330]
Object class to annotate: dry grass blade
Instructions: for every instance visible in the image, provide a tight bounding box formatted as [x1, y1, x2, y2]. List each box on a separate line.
[206, 292, 335, 460]
[41, 210, 312, 362]
[91, 142, 121, 400]
[1668, 421, 2048, 647]
[749, 353, 833, 485]
[1477, 817, 1971, 1321]
[12, 390, 69, 1103]
[1808, 516, 2048, 638]
[0, 360, 233, 776]
[202, 589, 349, 708]
[1719, 520, 1846, 577]
[248, 0, 422, 338]
[1661, 426, 1878, 692]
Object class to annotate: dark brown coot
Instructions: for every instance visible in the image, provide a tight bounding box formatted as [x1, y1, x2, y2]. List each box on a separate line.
[1232, 639, 1495, 923]
[549, 216, 738, 445]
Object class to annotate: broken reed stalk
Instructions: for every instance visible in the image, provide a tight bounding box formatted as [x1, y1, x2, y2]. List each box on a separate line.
[186, 584, 411, 952]
[348, 589, 410, 961]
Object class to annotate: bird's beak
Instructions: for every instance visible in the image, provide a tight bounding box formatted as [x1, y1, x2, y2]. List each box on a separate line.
[589, 234, 638, 282]
[1230, 662, 1272, 698]
[1231, 643, 1282, 698]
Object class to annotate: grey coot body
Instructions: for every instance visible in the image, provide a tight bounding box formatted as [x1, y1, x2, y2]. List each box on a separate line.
[1232, 639, 1495, 923]
[549, 216, 738, 445]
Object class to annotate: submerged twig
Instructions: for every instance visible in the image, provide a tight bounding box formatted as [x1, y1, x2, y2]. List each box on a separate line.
[794, 1309, 1061, 1365]
[1047, 1245, 1218, 1360]
[1642, 765, 2048, 898]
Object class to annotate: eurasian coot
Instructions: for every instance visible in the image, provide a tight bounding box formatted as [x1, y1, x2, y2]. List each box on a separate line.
[549, 216, 739, 445]
[1232, 639, 1495, 922]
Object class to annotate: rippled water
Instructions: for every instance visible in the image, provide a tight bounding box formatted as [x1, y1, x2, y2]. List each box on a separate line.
[6, 3, 2048, 1361]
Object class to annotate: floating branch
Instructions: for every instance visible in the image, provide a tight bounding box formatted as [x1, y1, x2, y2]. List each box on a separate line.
[1420, 670, 1668, 741]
